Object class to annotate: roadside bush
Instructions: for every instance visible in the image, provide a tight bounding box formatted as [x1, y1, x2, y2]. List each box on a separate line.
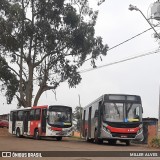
[150, 138, 160, 148]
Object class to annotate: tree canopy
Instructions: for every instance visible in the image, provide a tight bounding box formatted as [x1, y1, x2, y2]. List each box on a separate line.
[0, 0, 108, 107]
[73, 106, 83, 131]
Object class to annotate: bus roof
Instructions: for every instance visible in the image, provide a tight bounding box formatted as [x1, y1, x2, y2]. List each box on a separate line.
[10, 105, 72, 112]
[10, 107, 31, 112]
[10, 105, 48, 112]
[83, 94, 141, 109]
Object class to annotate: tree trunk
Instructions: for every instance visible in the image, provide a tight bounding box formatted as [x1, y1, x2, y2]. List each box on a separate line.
[33, 84, 56, 106]
[26, 64, 34, 107]
[33, 85, 44, 106]
[19, 0, 25, 107]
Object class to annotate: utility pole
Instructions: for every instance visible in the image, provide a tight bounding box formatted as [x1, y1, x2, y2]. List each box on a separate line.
[129, 4, 160, 39]
[78, 94, 81, 107]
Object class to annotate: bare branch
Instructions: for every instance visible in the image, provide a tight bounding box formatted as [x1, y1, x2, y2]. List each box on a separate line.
[7, 65, 20, 77]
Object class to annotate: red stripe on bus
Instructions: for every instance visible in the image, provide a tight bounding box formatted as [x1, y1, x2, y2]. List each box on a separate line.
[51, 127, 62, 131]
[106, 126, 140, 133]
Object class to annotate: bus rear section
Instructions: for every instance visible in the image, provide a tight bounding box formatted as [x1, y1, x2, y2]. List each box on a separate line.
[9, 105, 72, 141]
[81, 94, 144, 145]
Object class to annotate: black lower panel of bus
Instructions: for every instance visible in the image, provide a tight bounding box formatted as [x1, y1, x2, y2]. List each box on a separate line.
[111, 133, 136, 138]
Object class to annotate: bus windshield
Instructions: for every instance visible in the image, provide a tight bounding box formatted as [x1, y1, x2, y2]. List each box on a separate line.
[103, 103, 142, 122]
[48, 106, 72, 126]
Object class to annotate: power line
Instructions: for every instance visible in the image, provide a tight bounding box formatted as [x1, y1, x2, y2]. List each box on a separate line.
[107, 23, 160, 51]
[79, 49, 160, 73]
[81, 23, 160, 64]
[108, 28, 154, 51]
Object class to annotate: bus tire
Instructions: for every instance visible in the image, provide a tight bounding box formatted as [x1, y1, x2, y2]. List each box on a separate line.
[16, 128, 21, 138]
[94, 130, 103, 144]
[56, 137, 62, 141]
[34, 129, 40, 140]
[126, 140, 131, 146]
[108, 140, 116, 145]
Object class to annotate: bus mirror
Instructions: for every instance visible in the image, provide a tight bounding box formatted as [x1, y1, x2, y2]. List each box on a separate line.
[94, 110, 98, 117]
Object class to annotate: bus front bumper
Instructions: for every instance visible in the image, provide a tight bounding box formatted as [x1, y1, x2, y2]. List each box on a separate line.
[101, 128, 144, 141]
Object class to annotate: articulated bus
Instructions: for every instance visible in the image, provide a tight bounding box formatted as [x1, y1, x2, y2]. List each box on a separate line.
[9, 105, 72, 141]
[81, 94, 143, 145]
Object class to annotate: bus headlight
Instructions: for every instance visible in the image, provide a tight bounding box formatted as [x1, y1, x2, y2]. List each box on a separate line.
[137, 124, 143, 134]
[103, 126, 111, 134]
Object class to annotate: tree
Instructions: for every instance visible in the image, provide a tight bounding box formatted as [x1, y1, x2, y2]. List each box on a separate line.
[0, 0, 108, 107]
[73, 106, 83, 131]
[0, 55, 19, 104]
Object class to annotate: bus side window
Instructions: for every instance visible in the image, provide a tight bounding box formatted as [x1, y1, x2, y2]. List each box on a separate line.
[35, 109, 40, 120]
[29, 110, 35, 120]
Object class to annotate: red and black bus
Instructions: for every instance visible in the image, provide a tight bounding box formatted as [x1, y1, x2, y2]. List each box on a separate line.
[81, 94, 143, 145]
[9, 105, 72, 141]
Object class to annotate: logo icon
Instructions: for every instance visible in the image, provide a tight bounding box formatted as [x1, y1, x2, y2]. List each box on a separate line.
[2, 152, 11, 157]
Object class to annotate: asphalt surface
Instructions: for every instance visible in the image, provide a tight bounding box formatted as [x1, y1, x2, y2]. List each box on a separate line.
[0, 128, 159, 160]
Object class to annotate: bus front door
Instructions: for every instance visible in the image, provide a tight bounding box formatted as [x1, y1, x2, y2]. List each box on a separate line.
[23, 111, 29, 133]
[12, 112, 16, 134]
[88, 107, 92, 137]
[41, 109, 47, 133]
[82, 110, 86, 137]
[97, 102, 102, 137]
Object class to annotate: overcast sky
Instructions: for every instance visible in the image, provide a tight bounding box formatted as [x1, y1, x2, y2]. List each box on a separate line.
[1, 0, 160, 118]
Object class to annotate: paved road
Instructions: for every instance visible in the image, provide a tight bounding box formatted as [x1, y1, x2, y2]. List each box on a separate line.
[0, 135, 160, 160]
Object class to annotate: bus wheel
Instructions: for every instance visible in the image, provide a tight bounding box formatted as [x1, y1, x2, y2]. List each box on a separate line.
[34, 129, 40, 140]
[94, 130, 103, 144]
[89, 139, 94, 143]
[56, 137, 62, 141]
[126, 140, 131, 146]
[16, 128, 21, 138]
[108, 140, 116, 145]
